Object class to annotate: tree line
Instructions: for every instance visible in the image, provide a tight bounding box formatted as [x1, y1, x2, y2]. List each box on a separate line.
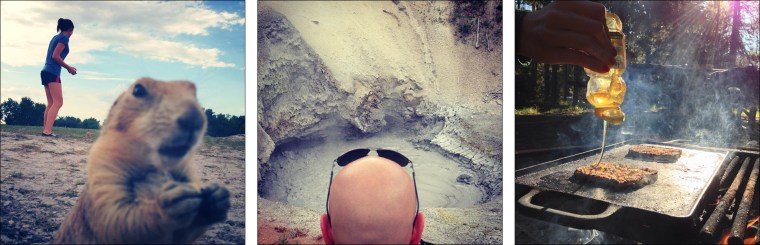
[204, 108, 245, 137]
[0, 97, 245, 137]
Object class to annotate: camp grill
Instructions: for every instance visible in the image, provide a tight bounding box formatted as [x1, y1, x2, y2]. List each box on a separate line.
[516, 139, 760, 244]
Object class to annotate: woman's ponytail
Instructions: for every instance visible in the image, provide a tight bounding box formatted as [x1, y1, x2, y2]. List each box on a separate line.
[57, 18, 64, 32]
[57, 18, 74, 32]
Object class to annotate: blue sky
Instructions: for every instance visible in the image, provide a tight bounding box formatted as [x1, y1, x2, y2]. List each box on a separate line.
[0, 1, 245, 123]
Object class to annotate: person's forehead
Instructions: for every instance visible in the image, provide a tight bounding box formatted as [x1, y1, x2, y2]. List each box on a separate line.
[331, 156, 415, 200]
[334, 156, 408, 180]
[343, 156, 401, 170]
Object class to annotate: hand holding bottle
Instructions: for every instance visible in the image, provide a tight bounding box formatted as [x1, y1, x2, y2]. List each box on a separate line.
[517, 1, 617, 73]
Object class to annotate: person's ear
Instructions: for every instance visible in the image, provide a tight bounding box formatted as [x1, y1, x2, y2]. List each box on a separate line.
[320, 213, 335, 244]
[409, 212, 425, 245]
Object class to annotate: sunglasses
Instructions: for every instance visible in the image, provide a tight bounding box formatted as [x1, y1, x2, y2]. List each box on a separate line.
[326, 148, 420, 227]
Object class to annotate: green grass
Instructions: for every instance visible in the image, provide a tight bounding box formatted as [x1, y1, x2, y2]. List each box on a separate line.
[515, 106, 540, 115]
[204, 136, 245, 151]
[1, 124, 244, 150]
[649, 104, 666, 112]
[62, 190, 78, 198]
[10, 172, 23, 178]
[546, 105, 591, 115]
[0, 124, 98, 140]
[735, 106, 760, 119]
[516, 104, 591, 116]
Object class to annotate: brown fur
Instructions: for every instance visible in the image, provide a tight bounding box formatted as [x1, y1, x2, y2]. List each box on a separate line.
[53, 77, 230, 244]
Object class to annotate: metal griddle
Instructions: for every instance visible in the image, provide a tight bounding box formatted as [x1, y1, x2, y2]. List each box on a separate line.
[516, 142, 728, 218]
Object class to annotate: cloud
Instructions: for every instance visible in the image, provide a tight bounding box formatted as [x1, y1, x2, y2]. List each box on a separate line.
[99, 83, 130, 105]
[113, 36, 234, 69]
[107, 83, 129, 95]
[76, 71, 133, 82]
[1, 67, 18, 73]
[0, 1, 243, 68]
[0, 85, 44, 105]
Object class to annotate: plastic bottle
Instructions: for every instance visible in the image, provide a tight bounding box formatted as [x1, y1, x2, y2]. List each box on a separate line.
[585, 11, 626, 125]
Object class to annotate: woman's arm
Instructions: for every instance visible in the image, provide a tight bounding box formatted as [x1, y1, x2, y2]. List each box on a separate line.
[52, 43, 77, 75]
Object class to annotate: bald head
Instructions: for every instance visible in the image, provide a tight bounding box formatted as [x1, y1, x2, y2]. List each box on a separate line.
[327, 156, 418, 244]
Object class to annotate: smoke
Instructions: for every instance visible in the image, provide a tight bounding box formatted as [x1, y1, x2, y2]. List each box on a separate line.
[546, 112, 627, 154]
[624, 1, 759, 146]
[608, 0, 760, 146]
[515, 212, 638, 244]
[541, 1, 759, 150]
[618, 64, 759, 147]
[621, 65, 683, 141]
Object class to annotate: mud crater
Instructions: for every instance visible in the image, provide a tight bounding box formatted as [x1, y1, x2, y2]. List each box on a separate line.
[259, 116, 486, 211]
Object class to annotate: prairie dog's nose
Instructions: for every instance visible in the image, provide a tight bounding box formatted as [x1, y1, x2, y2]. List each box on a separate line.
[178, 107, 204, 131]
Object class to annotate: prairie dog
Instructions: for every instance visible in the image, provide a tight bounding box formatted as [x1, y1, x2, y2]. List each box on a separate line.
[53, 77, 230, 244]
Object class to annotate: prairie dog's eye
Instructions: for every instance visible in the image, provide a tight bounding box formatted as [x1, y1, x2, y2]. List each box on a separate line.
[133, 84, 147, 98]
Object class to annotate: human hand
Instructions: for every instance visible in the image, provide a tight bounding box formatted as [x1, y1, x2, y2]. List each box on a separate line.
[517, 1, 617, 73]
[67, 66, 77, 75]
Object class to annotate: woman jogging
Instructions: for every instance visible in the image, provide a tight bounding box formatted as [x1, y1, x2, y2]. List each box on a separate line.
[40, 18, 77, 137]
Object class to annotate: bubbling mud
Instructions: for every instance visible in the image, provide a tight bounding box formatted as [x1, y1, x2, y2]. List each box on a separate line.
[259, 131, 484, 211]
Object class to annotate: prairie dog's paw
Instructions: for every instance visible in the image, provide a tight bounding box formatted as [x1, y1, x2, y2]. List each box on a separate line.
[195, 183, 231, 225]
[160, 182, 202, 227]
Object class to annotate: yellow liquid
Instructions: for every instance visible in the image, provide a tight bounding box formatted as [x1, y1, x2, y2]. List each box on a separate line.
[590, 11, 624, 165]
[586, 64, 626, 125]
[587, 82, 626, 125]
[595, 121, 608, 166]
[595, 108, 625, 125]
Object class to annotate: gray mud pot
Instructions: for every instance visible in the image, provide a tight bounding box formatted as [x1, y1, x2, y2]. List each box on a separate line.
[260, 129, 484, 211]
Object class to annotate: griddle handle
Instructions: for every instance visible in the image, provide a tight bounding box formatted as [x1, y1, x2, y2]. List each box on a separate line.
[518, 189, 621, 220]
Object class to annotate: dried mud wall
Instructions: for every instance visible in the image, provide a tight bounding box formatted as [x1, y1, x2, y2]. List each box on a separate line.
[257, 8, 502, 199]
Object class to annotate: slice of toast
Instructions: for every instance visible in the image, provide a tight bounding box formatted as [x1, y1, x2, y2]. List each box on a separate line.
[626, 145, 682, 163]
[573, 162, 658, 190]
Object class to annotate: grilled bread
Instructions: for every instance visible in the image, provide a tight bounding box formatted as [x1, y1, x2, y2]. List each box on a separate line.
[573, 162, 658, 190]
[626, 145, 682, 163]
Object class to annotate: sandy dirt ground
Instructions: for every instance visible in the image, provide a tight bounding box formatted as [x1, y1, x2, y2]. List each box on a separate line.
[0, 132, 245, 244]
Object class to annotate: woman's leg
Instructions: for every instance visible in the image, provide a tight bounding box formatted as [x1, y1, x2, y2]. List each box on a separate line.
[43, 85, 53, 132]
[43, 82, 63, 134]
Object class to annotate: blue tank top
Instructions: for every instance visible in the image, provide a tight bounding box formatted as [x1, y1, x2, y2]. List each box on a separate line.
[41, 33, 70, 75]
